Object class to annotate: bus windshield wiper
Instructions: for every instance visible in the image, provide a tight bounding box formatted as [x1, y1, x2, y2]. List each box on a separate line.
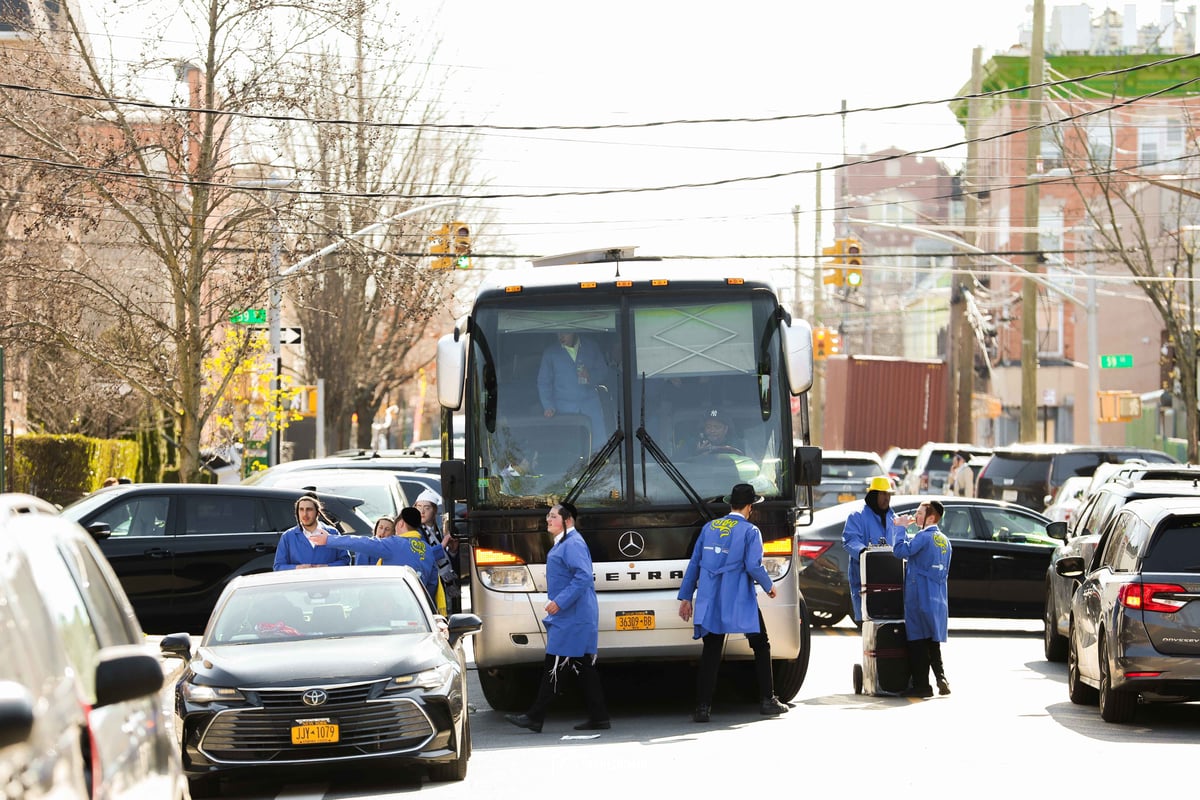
[564, 427, 625, 506]
[635, 426, 715, 522]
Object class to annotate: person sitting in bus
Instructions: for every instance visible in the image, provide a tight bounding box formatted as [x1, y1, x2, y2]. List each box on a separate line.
[537, 331, 611, 447]
[693, 409, 744, 457]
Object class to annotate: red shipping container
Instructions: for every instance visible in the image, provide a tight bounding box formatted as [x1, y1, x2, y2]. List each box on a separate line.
[822, 356, 948, 454]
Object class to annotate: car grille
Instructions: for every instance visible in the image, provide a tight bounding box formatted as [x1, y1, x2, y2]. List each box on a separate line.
[198, 682, 436, 763]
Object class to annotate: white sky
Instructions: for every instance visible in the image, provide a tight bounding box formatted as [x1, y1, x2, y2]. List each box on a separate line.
[416, 0, 1190, 277]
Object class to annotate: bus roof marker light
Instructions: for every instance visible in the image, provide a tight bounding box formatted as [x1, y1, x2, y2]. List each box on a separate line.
[726, 278, 745, 285]
[651, 279, 669, 287]
[504, 285, 522, 294]
[615, 280, 633, 288]
[579, 281, 597, 289]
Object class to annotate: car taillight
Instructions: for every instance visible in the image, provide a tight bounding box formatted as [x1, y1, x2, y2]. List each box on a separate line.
[1118, 582, 1189, 613]
[797, 541, 833, 562]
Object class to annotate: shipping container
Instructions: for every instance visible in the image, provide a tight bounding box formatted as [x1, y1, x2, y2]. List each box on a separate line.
[823, 356, 948, 454]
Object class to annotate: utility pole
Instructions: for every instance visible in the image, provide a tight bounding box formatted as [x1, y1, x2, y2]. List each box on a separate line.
[812, 165, 824, 447]
[1021, 0, 1046, 441]
[955, 46, 984, 442]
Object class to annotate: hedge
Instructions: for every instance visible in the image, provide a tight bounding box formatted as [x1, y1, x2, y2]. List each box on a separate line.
[10, 434, 139, 507]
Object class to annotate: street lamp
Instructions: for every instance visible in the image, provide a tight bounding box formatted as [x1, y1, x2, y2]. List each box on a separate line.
[268, 199, 456, 465]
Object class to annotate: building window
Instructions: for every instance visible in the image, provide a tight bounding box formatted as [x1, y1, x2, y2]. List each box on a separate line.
[1139, 114, 1186, 172]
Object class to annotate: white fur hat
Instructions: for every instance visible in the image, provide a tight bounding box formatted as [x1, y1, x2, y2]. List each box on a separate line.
[415, 488, 442, 508]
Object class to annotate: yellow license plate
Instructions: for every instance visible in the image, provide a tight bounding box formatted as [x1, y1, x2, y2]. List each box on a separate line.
[615, 610, 655, 631]
[291, 722, 339, 745]
[838, 492, 856, 502]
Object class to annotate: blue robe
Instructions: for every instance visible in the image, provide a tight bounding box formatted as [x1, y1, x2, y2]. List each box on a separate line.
[543, 528, 600, 657]
[892, 524, 951, 642]
[536, 336, 611, 445]
[322, 532, 444, 601]
[273, 525, 350, 571]
[841, 502, 905, 621]
[677, 512, 772, 637]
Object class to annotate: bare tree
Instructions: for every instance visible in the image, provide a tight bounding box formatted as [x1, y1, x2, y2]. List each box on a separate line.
[0, 0, 364, 479]
[280, 12, 480, 452]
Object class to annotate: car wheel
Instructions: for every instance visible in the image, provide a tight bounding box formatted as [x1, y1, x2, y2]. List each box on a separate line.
[428, 713, 470, 782]
[1098, 633, 1137, 724]
[852, 663, 863, 695]
[1067, 623, 1098, 705]
[1043, 586, 1067, 663]
[478, 666, 539, 712]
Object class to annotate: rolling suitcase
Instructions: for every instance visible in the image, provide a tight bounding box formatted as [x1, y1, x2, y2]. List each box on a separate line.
[852, 546, 910, 695]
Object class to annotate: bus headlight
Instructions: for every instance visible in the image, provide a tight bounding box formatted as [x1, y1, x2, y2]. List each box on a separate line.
[762, 557, 790, 581]
[478, 565, 535, 591]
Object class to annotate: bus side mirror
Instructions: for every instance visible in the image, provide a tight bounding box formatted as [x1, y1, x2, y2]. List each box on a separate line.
[782, 319, 814, 394]
[437, 332, 467, 410]
[795, 446, 822, 487]
[441, 459, 468, 503]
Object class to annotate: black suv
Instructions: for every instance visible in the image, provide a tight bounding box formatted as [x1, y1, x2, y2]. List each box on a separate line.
[61, 484, 373, 633]
[977, 444, 1177, 512]
[1043, 472, 1200, 662]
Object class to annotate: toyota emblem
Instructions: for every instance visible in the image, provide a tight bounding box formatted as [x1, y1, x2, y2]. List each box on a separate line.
[302, 689, 328, 706]
[618, 530, 645, 558]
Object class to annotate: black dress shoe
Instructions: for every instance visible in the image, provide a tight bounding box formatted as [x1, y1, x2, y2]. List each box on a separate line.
[936, 677, 951, 696]
[504, 713, 543, 733]
[760, 696, 789, 715]
[899, 686, 934, 698]
[573, 719, 611, 731]
[692, 705, 711, 723]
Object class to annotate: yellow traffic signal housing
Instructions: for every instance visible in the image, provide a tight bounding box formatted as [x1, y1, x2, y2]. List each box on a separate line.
[822, 241, 844, 286]
[842, 237, 863, 289]
[813, 326, 830, 360]
[429, 224, 452, 269]
[450, 222, 471, 269]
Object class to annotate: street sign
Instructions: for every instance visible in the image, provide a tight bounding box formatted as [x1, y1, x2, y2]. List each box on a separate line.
[1100, 354, 1133, 369]
[248, 326, 303, 345]
[230, 308, 267, 324]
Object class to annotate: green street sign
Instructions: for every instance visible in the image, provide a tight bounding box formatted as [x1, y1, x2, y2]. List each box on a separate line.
[230, 308, 267, 324]
[1099, 354, 1133, 369]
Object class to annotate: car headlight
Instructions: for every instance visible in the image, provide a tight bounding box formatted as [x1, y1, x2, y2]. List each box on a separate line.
[182, 683, 245, 704]
[387, 663, 457, 692]
[762, 556, 790, 581]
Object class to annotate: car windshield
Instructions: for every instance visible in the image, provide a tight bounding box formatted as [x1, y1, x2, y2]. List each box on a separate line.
[821, 460, 884, 479]
[205, 578, 431, 644]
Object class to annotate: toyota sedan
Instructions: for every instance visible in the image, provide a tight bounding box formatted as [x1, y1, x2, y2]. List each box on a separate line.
[160, 566, 481, 795]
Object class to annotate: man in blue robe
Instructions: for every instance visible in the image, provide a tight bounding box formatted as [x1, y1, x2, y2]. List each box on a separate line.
[893, 499, 952, 697]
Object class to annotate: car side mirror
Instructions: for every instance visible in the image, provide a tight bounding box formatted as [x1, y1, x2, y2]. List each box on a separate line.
[159, 632, 193, 661]
[445, 613, 483, 647]
[1054, 555, 1086, 578]
[1046, 521, 1068, 541]
[86, 521, 112, 541]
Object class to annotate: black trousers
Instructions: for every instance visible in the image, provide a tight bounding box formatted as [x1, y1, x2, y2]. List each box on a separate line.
[696, 610, 773, 706]
[526, 653, 609, 723]
[907, 638, 946, 690]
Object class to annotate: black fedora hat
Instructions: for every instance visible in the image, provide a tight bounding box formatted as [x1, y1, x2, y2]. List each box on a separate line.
[725, 483, 764, 507]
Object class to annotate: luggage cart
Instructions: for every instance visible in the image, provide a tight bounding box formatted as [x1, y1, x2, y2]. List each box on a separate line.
[852, 546, 911, 695]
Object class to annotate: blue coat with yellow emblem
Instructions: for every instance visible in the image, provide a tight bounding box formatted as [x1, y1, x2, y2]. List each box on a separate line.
[677, 512, 773, 637]
[323, 531, 444, 601]
[543, 527, 600, 657]
[892, 524, 952, 642]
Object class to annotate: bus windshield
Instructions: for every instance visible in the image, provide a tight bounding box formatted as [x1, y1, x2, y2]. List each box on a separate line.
[467, 292, 790, 509]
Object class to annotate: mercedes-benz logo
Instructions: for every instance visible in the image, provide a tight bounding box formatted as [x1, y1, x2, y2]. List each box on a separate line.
[302, 689, 328, 706]
[618, 530, 645, 558]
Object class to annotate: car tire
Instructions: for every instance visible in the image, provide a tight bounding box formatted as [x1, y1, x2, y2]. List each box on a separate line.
[428, 713, 470, 782]
[1067, 623, 1098, 705]
[852, 663, 863, 695]
[478, 666, 539, 712]
[1043, 585, 1067, 663]
[1098, 633, 1137, 724]
[773, 599, 812, 702]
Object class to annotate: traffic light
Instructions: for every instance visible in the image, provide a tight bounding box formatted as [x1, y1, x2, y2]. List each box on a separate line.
[842, 237, 863, 290]
[429, 224, 452, 269]
[813, 327, 829, 360]
[1161, 330, 1177, 391]
[451, 222, 471, 269]
[822, 241, 844, 286]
